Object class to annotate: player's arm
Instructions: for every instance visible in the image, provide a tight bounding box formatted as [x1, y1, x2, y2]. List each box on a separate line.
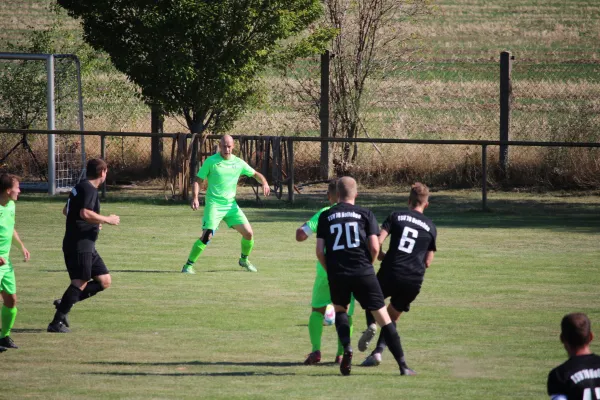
[80, 208, 120, 226]
[296, 224, 311, 242]
[191, 177, 206, 210]
[316, 238, 327, 271]
[377, 228, 389, 261]
[12, 229, 30, 262]
[62, 205, 67, 216]
[252, 171, 270, 197]
[367, 234, 379, 264]
[424, 250, 435, 268]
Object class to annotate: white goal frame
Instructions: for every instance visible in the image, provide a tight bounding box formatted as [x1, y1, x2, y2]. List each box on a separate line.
[0, 52, 85, 194]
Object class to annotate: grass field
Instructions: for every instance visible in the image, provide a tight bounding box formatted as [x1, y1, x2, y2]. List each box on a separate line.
[3, 188, 600, 399]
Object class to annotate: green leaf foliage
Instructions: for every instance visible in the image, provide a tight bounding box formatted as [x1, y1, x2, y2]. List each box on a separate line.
[57, 0, 325, 133]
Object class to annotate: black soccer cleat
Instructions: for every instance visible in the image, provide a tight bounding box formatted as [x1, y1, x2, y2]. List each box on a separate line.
[340, 347, 353, 376]
[53, 299, 70, 327]
[0, 346, 7, 353]
[47, 321, 71, 333]
[0, 336, 18, 349]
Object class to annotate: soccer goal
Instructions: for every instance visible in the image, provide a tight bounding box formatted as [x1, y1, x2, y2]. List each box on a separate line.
[0, 52, 86, 194]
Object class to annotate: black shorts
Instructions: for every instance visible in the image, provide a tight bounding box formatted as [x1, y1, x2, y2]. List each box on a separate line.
[64, 251, 109, 281]
[377, 272, 421, 313]
[328, 274, 385, 311]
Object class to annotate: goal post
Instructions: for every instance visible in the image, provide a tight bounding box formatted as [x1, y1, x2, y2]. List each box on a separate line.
[0, 52, 85, 194]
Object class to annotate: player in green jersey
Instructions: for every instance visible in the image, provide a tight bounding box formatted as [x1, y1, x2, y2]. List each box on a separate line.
[295, 180, 355, 365]
[182, 135, 270, 274]
[0, 174, 30, 350]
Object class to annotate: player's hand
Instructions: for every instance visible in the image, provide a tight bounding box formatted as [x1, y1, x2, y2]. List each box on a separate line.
[191, 198, 200, 210]
[377, 250, 386, 261]
[106, 214, 120, 225]
[0, 257, 5, 266]
[262, 183, 270, 197]
[21, 246, 30, 262]
[99, 223, 103, 230]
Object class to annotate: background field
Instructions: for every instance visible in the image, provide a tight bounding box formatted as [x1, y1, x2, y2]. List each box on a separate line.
[4, 189, 599, 399]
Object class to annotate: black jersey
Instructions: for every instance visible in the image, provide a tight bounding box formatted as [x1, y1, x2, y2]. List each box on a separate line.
[316, 202, 379, 277]
[380, 209, 437, 284]
[63, 180, 100, 253]
[547, 354, 600, 399]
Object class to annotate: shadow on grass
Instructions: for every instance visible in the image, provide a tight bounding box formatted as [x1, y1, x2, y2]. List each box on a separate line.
[89, 360, 302, 367]
[12, 328, 46, 333]
[85, 371, 295, 377]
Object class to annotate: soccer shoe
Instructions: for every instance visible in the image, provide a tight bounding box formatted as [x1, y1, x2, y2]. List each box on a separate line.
[401, 365, 417, 376]
[303, 350, 321, 365]
[360, 353, 382, 367]
[47, 321, 71, 333]
[53, 299, 70, 327]
[334, 355, 343, 364]
[0, 336, 18, 349]
[238, 258, 257, 272]
[0, 346, 6, 352]
[181, 265, 196, 274]
[358, 325, 377, 352]
[340, 347, 353, 376]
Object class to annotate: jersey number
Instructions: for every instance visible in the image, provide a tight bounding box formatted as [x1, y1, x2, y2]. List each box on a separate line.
[331, 222, 360, 251]
[583, 388, 600, 400]
[398, 227, 419, 254]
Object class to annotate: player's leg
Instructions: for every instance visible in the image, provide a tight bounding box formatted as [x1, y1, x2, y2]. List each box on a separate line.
[0, 267, 19, 348]
[358, 270, 385, 352]
[78, 252, 111, 301]
[336, 295, 356, 363]
[182, 202, 223, 273]
[228, 205, 257, 272]
[305, 269, 329, 365]
[48, 252, 92, 333]
[330, 276, 353, 375]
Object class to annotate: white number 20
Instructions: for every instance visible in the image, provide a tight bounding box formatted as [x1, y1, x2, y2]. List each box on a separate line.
[583, 388, 600, 400]
[331, 222, 360, 251]
[398, 227, 419, 254]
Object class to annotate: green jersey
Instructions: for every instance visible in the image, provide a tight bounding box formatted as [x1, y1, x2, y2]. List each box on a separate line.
[302, 204, 334, 277]
[0, 200, 16, 260]
[197, 153, 255, 205]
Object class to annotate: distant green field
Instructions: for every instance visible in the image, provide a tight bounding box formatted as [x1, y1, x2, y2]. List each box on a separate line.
[4, 189, 600, 398]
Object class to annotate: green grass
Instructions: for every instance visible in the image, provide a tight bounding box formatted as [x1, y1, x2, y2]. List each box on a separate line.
[4, 189, 600, 399]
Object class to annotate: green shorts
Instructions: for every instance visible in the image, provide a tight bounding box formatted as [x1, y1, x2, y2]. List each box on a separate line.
[0, 262, 16, 295]
[312, 264, 355, 316]
[202, 201, 249, 231]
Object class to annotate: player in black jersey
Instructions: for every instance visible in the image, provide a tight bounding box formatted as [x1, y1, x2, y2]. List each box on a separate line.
[547, 313, 600, 400]
[316, 176, 415, 376]
[358, 183, 437, 370]
[47, 159, 120, 333]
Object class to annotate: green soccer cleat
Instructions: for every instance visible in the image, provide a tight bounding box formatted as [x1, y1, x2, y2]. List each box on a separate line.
[238, 258, 257, 272]
[181, 265, 196, 274]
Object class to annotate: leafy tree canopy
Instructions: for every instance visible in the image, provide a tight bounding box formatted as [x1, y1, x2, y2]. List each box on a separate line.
[57, 0, 327, 133]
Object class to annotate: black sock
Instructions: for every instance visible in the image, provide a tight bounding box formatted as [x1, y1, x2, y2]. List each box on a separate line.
[334, 311, 351, 349]
[53, 285, 82, 323]
[381, 322, 406, 368]
[365, 310, 376, 327]
[79, 281, 104, 301]
[374, 321, 394, 354]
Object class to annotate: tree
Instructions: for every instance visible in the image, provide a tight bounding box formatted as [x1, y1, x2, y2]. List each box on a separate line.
[279, 0, 432, 167]
[57, 0, 326, 135]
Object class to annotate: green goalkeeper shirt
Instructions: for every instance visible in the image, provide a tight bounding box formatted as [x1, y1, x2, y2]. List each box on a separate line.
[302, 204, 334, 277]
[0, 200, 16, 261]
[197, 153, 255, 205]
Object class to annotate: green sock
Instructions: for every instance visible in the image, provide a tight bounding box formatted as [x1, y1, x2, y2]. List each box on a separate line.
[186, 240, 206, 265]
[309, 311, 324, 352]
[337, 315, 353, 356]
[240, 238, 254, 259]
[1, 305, 17, 338]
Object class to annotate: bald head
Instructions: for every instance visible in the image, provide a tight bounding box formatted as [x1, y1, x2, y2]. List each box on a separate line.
[220, 135, 234, 159]
[337, 176, 357, 203]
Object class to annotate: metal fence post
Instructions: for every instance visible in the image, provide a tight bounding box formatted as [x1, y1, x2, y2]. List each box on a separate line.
[100, 134, 106, 199]
[482, 144, 488, 211]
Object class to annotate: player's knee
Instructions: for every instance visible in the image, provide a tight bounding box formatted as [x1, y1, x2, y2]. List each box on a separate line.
[200, 229, 213, 244]
[99, 275, 111, 290]
[243, 229, 253, 241]
[4, 295, 16, 308]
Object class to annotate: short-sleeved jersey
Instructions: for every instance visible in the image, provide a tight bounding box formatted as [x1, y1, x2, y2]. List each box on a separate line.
[380, 209, 437, 284]
[63, 180, 100, 253]
[316, 202, 380, 277]
[302, 204, 333, 277]
[547, 354, 600, 399]
[197, 153, 255, 205]
[0, 200, 16, 260]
